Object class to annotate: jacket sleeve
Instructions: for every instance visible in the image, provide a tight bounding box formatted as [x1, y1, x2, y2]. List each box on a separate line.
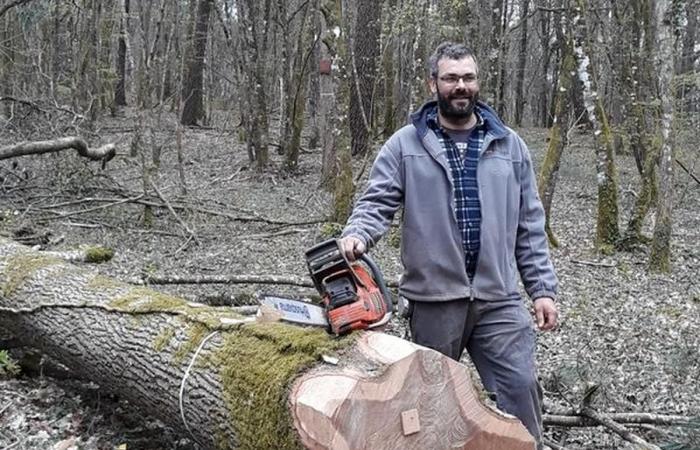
[515, 138, 558, 300]
[341, 142, 404, 248]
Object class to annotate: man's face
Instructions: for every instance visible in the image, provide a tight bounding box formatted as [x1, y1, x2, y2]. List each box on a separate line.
[429, 56, 479, 120]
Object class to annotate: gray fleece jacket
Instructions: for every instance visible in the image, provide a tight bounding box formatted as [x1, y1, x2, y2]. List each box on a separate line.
[342, 101, 558, 302]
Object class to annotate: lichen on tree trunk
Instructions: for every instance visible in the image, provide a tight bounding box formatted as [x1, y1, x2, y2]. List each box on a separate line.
[573, 1, 620, 252]
[537, 29, 576, 248]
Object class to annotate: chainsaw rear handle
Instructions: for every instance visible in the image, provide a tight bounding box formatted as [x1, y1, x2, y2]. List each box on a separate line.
[359, 253, 393, 328]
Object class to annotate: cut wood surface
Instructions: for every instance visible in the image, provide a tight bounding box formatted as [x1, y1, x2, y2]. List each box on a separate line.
[0, 237, 534, 449]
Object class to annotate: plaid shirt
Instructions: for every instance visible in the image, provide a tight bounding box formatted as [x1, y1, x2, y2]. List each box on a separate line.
[427, 107, 486, 280]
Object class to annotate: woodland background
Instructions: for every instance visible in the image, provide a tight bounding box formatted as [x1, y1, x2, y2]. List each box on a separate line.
[0, 0, 699, 449]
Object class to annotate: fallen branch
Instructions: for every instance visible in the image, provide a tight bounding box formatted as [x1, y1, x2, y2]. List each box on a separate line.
[135, 273, 316, 288]
[134, 273, 401, 289]
[579, 406, 662, 450]
[0, 137, 115, 163]
[544, 412, 695, 427]
[676, 158, 700, 186]
[570, 259, 616, 268]
[149, 180, 199, 244]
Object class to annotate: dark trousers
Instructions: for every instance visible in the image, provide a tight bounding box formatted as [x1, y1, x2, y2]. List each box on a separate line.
[410, 298, 543, 448]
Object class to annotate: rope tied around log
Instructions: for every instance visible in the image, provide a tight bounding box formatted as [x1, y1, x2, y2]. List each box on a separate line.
[179, 330, 220, 446]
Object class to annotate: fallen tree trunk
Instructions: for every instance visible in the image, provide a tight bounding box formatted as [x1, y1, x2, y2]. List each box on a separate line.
[0, 137, 116, 162]
[0, 237, 534, 449]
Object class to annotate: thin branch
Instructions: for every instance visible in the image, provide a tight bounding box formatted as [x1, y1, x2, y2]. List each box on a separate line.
[148, 180, 199, 244]
[580, 407, 662, 450]
[676, 158, 700, 185]
[545, 412, 696, 427]
[570, 259, 617, 268]
[132, 273, 400, 289]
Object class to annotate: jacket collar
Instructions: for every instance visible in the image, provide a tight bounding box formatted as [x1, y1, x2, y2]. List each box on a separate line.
[410, 100, 508, 141]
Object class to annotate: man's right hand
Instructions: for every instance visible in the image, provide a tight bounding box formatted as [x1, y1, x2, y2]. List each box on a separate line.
[339, 236, 366, 261]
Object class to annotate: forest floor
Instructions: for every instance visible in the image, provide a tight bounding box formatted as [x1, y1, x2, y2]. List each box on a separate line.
[0, 108, 699, 449]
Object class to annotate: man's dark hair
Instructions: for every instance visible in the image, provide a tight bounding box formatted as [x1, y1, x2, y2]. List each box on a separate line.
[428, 42, 478, 78]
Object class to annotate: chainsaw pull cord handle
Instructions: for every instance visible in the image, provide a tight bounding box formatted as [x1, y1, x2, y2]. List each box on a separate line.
[359, 254, 393, 327]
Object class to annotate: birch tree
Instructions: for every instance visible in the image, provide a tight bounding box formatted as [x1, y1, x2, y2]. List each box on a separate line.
[572, 0, 620, 251]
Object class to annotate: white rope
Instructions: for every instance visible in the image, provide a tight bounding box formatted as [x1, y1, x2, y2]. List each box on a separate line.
[179, 330, 220, 445]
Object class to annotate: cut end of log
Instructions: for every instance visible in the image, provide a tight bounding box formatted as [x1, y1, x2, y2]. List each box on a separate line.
[291, 332, 535, 450]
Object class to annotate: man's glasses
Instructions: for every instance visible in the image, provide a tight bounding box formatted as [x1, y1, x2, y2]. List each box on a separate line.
[438, 74, 478, 85]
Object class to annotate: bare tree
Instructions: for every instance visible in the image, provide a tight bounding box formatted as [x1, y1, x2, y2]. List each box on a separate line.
[649, 0, 677, 272]
[572, 0, 620, 251]
[114, 0, 130, 107]
[181, 0, 213, 126]
[348, 0, 381, 156]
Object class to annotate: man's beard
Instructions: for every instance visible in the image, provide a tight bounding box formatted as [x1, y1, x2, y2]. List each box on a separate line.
[437, 89, 478, 120]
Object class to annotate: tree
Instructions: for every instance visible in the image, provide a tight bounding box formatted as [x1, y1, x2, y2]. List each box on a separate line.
[513, 0, 530, 127]
[114, 0, 130, 107]
[572, 0, 620, 251]
[348, 0, 381, 156]
[181, 0, 213, 126]
[649, 0, 677, 272]
[538, 7, 576, 247]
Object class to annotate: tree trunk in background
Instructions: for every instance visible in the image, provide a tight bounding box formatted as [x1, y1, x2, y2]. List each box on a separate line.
[348, 0, 380, 156]
[115, 0, 130, 107]
[238, 0, 271, 171]
[537, 23, 575, 248]
[307, 4, 322, 150]
[573, 0, 620, 251]
[620, 0, 659, 248]
[649, 0, 676, 273]
[181, 0, 213, 126]
[381, 0, 398, 139]
[514, 0, 529, 127]
[679, 0, 698, 113]
[331, 0, 354, 223]
[536, 3, 553, 127]
[284, 2, 314, 172]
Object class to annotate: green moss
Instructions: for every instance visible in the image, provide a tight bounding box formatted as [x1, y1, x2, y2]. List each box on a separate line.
[153, 327, 175, 352]
[173, 322, 210, 363]
[319, 222, 343, 238]
[215, 323, 353, 450]
[2, 253, 63, 296]
[0, 349, 20, 379]
[110, 287, 188, 312]
[85, 246, 115, 263]
[86, 274, 123, 291]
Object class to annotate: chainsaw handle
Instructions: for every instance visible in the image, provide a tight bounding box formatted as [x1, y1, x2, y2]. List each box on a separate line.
[359, 254, 393, 326]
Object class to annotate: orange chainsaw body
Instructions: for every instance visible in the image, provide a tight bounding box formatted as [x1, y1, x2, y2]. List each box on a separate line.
[306, 239, 392, 335]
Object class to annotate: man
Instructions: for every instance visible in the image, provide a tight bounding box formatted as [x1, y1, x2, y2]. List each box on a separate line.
[339, 42, 558, 448]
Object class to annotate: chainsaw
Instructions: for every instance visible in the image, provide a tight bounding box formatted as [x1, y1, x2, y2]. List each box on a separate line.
[259, 238, 393, 335]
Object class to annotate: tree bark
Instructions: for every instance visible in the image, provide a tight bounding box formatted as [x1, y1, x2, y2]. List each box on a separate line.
[114, 0, 130, 107]
[348, 0, 380, 157]
[0, 238, 535, 450]
[0, 137, 115, 162]
[181, 0, 213, 126]
[514, 0, 530, 127]
[649, 0, 676, 273]
[572, 0, 620, 251]
[537, 20, 575, 248]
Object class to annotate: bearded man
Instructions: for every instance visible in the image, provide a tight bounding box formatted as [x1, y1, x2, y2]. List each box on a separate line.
[339, 41, 559, 449]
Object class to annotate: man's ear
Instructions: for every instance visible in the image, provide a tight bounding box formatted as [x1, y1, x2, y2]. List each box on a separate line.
[428, 77, 437, 95]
